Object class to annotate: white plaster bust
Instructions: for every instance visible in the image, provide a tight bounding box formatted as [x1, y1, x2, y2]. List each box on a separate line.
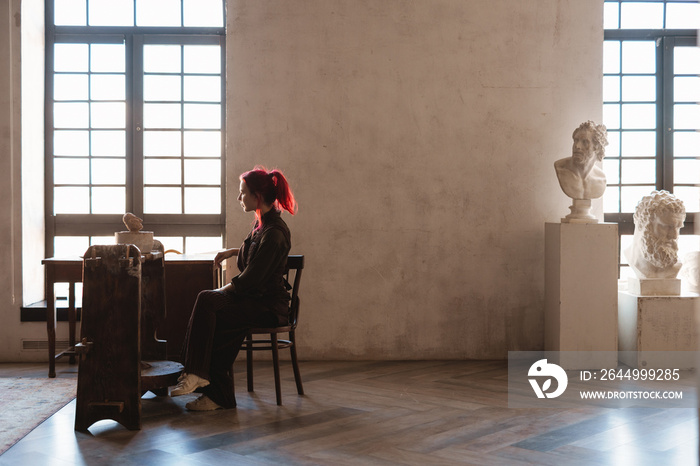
[625, 190, 686, 279]
[554, 121, 608, 200]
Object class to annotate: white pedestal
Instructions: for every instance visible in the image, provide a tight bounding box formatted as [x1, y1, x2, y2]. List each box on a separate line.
[545, 222, 618, 369]
[618, 291, 699, 369]
[627, 277, 681, 296]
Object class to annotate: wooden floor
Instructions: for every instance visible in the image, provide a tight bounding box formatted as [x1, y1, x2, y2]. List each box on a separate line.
[0, 360, 698, 465]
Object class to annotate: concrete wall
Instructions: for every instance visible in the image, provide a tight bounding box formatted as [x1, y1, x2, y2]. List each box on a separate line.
[0, 0, 603, 361]
[225, 0, 603, 359]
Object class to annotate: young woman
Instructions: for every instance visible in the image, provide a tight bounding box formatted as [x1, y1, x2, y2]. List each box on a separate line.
[171, 166, 297, 410]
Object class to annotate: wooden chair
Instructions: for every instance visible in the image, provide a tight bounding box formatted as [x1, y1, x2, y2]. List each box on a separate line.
[242, 254, 305, 405]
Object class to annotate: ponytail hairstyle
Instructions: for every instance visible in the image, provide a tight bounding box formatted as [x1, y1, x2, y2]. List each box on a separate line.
[240, 166, 297, 228]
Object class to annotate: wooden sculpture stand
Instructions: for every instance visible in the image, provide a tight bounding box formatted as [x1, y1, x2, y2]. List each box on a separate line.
[75, 244, 183, 432]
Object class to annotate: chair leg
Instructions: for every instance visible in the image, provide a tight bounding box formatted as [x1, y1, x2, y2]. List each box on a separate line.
[289, 330, 304, 395]
[246, 334, 254, 392]
[271, 333, 282, 405]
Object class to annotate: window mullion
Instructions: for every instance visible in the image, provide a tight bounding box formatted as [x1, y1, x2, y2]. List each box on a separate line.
[131, 34, 144, 217]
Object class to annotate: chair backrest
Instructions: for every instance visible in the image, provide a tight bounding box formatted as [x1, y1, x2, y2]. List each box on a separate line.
[286, 255, 304, 328]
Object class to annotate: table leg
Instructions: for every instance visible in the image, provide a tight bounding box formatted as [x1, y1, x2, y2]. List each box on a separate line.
[68, 282, 76, 364]
[46, 266, 56, 378]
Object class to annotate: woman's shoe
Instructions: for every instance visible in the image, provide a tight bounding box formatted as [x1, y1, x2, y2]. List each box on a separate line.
[171, 373, 210, 396]
[186, 394, 222, 411]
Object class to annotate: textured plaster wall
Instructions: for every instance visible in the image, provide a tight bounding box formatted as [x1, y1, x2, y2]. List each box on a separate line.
[226, 0, 603, 359]
[0, 0, 603, 361]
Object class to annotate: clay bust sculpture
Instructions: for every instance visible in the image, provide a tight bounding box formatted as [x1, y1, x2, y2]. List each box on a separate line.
[554, 120, 608, 200]
[625, 190, 686, 279]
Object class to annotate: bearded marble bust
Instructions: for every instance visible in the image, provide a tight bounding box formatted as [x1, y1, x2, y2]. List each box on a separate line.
[554, 120, 608, 200]
[625, 190, 686, 279]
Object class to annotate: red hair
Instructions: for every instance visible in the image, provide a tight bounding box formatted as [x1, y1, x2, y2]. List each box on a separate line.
[240, 166, 297, 227]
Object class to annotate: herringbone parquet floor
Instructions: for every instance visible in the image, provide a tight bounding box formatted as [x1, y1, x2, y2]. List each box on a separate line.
[1, 360, 697, 465]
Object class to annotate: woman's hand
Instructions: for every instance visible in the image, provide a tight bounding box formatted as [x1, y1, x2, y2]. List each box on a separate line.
[214, 248, 239, 269]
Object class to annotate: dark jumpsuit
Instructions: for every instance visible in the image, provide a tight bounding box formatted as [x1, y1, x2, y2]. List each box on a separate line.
[179, 209, 291, 408]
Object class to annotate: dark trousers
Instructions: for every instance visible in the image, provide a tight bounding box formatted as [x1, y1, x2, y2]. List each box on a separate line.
[180, 289, 281, 408]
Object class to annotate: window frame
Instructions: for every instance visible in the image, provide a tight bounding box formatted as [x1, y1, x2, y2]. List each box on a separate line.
[603, 29, 698, 237]
[44, 1, 226, 257]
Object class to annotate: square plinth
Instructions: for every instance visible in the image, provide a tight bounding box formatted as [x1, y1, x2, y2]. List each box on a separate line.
[618, 291, 700, 369]
[545, 222, 619, 369]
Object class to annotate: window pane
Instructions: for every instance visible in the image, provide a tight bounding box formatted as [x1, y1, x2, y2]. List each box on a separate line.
[603, 159, 620, 185]
[603, 104, 621, 130]
[621, 104, 656, 129]
[621, 76, 655, 102]
[54, 44, 88, 72]
[55, 187, 90, 214]
[184, 131, 220, 157]
[144, 45, 181, 73]
[674, 104, 700, 130]
[184, 76, 221, 102]
[54, 102, 89, 128]
[603, 187, 620, 213]
[666, 2, 700, 29]
[183, 0, 223, 27]
[144, 159, 182, 184]
[54, 130, 89, 156]
[144, 103, 182, 129]
[621, 131, 655, 157]
[620, 2, 664, 29]
[159, 237, 184, 254]
[603, 2, 619, 29]
[91, 75, 125, 101]
[55, 0, 87, 26]
[184, 104, 221, 129]
[603, 76, 620, 102]
[55, 158, 89, 185]
[674, 187, 700, 213]
[144, 75, 181, 101]
[88, 0, 134, 26]
[603, 41, 620, 74]
[606, 131, 620, 158]
[184, 46, 221, 74]
[144, 187, 182, 213]
[184, 160, 220, 185]
[674, 159, 700, 185]
[621, 159, 656, 184]
[92, 131, 126, 157]
[184, 187, 220, 214]
[136, 0, 181, 27]
[621, 42, 655, 74]
[675, 77, 700, 102]
[91, 44, 126, 72]
[91, 102, 126, 128]
[54, 74, 89, 100]
[185, 236, 223, 254]
[144, 131, 181, 156]
[55, 236, 90, 257]
[92, 159, 125, 184]
[621, 186, 655, 213]
[92, 187, 125, 214]
[675, 132, 700, 157]
[675, 47, 700, 75]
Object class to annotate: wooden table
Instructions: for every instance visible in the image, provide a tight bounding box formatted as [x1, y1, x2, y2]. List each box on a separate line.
[43, 254, 221, 377]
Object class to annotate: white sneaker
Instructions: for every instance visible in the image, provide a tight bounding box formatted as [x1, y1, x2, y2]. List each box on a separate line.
[186, 394, 222, 411]
[171, 373, 210, 396]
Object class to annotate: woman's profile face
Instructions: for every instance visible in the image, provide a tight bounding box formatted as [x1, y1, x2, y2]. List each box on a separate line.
[237, 180, 259, 212]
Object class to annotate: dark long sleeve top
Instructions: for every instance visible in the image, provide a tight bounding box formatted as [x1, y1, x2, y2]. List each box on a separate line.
[231, 209, 291, 302]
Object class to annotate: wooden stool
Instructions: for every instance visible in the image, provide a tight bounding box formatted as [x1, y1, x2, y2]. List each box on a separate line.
[75, 244, 182, 431]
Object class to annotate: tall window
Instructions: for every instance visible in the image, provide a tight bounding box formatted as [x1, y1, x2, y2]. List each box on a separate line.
[46, 0, 226, 257]
[603, 0, 699, 278]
